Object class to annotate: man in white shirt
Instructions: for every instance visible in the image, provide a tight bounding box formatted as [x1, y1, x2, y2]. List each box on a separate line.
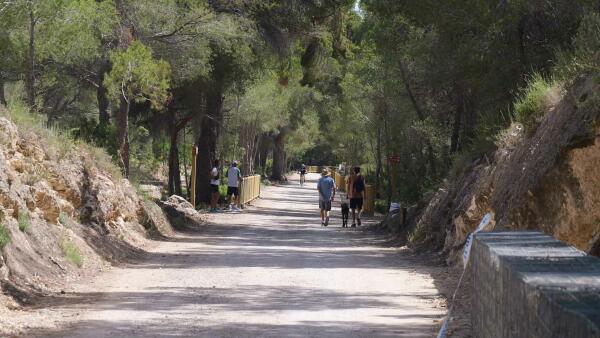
[226, 160, 242, 211]
[209, 159, 220, 213]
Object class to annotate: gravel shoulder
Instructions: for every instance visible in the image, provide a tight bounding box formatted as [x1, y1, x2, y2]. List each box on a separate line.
[6, 173, 448, 337]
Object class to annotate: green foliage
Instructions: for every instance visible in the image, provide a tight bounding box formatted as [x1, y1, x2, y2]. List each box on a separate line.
[2, 93, 73, 160]
[37, 0, 117, 65]
[18, 210, 30, 232]
[72, 118, 119, 157]
[0, 223, 10, 249]
[374, 200, 387, 214]
[514, 75, 558, 134]
[60, 238, 83, 267]
[104, 41, 171, 109]
[407, 222, 427, 246]
[556, 12, 600, 81]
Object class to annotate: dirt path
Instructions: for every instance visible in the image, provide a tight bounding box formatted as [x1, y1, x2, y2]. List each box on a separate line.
[19, 173, 446, 337]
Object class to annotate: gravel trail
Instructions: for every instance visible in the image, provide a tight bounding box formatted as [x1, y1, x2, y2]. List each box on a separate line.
[34, 173, 446, 337]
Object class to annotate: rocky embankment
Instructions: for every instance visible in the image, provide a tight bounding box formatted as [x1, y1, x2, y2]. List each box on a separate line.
[0, 109, 197, 309]
[395, 76, 600, 260]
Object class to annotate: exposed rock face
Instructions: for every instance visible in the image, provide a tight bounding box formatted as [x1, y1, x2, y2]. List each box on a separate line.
[0, 111, 179, 302]
[414, 77, 600, 259]
[158, 195, 204, 230]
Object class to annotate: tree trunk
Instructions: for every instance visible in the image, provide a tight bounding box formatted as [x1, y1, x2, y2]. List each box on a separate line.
[168, 127, 182, 196]
[271, 129, 287, 181]
[195, 91, 222, 205]
[117, 96, 130, 177]
[114, 0, 134, 177]
[375, 119, 382, 198]
[256, 134, 271, 175]
[25, 8, 36, 111]
[450, 89, 464, 153]
[463, 95, 476, 146]
[0, 79, 6, 106]
[398, 59, 437, 178]
[97, 61, 110, 124]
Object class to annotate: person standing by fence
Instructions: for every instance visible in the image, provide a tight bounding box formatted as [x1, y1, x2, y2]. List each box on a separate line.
[227, 161, 242, 211]
[347, 166, 365, 227]
[209, 159, 221, 213]
[317, 168, 336, 227]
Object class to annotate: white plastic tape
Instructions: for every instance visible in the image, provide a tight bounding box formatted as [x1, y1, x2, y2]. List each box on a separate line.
[462, 233, 475, 269]
[462, 212, 492, 268]
[476, 213, 492, 232]
[389, 202, 401, 213]
[437, 316, 450, 338]
[439, 212, 493, 336]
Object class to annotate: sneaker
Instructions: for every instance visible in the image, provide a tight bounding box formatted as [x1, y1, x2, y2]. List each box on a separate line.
[233, 205, 241, 211]
[351, 223, 356, 228]
[357, 218, 362, 226]
[321, 222, 325, 227]
[325, 217, 329, 227]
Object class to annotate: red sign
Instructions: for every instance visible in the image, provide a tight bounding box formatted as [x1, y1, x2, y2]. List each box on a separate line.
[388, 155, 401, 163]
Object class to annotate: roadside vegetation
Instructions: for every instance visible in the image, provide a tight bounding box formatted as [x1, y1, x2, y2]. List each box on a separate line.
[0, 223, 10, 249]
[59, 238, 83, 268]
[17, 210, 30, 232]
[0, 1, 597, 213]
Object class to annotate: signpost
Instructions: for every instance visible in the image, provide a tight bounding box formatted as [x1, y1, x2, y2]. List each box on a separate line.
[190, 145, 198, 207]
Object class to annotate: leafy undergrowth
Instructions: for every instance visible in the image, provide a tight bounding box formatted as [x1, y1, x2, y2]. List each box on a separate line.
[60, 239, 83, 268]
[514, 74, 562, 135]
[0, 99, 122, 181]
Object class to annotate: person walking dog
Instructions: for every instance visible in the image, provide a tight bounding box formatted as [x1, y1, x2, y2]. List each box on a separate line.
[347, 166, 365, 227]
[317, 168, 336, 226]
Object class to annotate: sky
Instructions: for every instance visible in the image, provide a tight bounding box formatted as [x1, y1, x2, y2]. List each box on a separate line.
[354, 0, 364, 17]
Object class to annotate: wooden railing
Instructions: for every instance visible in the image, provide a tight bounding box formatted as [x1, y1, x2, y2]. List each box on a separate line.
[307, 165, 320, 173]
[333, 171, 346, 192]
[363, 185, 375, 216]
[239, 175, 261, 205]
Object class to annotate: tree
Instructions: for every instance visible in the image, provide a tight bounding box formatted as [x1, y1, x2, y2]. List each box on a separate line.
[104, 41, 171, 176]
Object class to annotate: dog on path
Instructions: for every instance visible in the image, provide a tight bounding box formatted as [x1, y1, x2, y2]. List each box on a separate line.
[341, 202, 350, 228]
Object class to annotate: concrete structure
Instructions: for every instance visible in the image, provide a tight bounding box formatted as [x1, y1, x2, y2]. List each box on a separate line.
[472, 231, 600, 338]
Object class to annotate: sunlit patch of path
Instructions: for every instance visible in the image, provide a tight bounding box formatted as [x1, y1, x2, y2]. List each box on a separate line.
[39, 173, 445, 338]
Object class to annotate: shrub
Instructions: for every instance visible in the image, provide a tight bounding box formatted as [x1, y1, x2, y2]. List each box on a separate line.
[555, 13, 600, 81]
[0, 223, 10, 249]
[407, 221, 427, 245]
[1, 98, 73, 160]
[513, 74, 559, 134]
[60, 239, 83, 267]
[18, 211, 30, 232]
[374, 199, 388, 214]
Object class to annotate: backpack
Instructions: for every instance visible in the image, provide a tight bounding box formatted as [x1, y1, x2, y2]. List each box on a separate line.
[353, 175, 365, 193]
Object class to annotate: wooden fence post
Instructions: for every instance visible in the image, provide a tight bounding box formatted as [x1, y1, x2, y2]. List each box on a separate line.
[191, 145, 198, 207]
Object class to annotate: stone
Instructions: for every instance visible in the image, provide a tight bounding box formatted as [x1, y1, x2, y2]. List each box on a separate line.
[0, 118, 18, 150]
[32, 182, 61, 224]
[472, 231, 600, 338]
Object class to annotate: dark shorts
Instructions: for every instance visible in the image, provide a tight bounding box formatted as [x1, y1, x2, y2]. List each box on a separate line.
[210, 184, 219, 193]
[300, 170, 306, 175]
[227, 186, 238, 196]
[350, 198, 363, 210]
[319, 200, 332, 211]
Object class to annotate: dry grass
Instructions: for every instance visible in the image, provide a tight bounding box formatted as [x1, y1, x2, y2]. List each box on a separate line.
[0, 223, 10, 248]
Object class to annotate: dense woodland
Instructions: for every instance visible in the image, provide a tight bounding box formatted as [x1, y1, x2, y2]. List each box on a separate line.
[0, 0, 598, 207]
